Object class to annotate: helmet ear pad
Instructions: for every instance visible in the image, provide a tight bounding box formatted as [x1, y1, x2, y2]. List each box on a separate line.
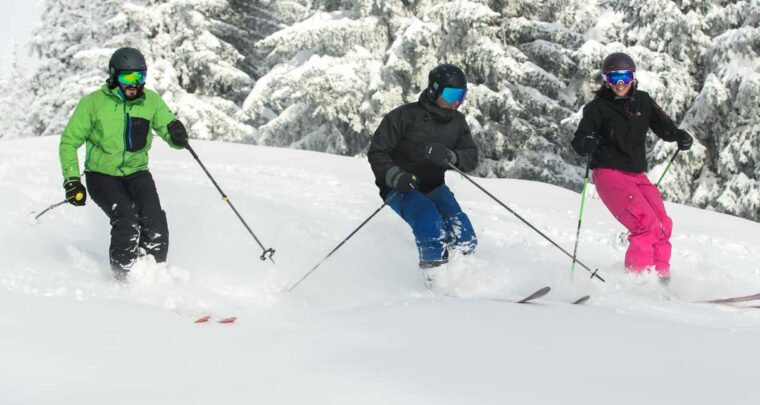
[428, 82, 440, 101]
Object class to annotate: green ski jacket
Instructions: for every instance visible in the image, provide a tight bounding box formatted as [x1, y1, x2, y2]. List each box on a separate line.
[59, 84, 182, 182]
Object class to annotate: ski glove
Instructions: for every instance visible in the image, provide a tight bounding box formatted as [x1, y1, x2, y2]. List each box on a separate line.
[64, 178, 87, 206]
[425, 143, 457, 167]
[576, 133, 599, 156]
[168, 120, 188, 148]
[385, 167, 417, 193]
[394, 172, 417, 193]
[675, 129, 693, 151]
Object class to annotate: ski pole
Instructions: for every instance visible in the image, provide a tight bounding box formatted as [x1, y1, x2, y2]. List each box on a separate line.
[185, 142, 275, 263]
[656, 149, 680, 187]
[448, 163, 605, 282]
[570, 157, 591, 279]
[29, 199, 68, 223]
[288, 191, 399, 292]
[29, 190, 85, 224]
[618, 149, 681, 244]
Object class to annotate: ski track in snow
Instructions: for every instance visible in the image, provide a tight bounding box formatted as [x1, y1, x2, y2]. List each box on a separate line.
[2, 137, 760, 403]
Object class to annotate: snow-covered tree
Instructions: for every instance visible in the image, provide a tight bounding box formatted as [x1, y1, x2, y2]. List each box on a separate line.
[10, 0, 760, 221]
[0, 44, 33, 140]
[25, 0, 122, 138]
[25, 0, 256, 142]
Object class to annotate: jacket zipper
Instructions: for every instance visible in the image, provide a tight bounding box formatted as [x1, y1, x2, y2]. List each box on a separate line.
[119, 101, 127, 176]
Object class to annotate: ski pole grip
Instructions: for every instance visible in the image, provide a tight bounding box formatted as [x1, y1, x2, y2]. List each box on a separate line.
[75, 192, 84, 201]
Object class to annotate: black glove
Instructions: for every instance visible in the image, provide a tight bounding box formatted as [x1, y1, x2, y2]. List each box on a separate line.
[675, 129, 693, 151]
[425, 143, 457, 167]
[576, 133, 599, 156]
[64, 178, 87, 206]
[167, 120, 188, 148]
[391, 171, 418, 193]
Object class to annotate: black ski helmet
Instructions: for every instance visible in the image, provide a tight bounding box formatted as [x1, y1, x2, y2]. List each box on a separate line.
[427, 64, 467, 101]
[108, 47, 147, 87]
[601, 52, 636, 74]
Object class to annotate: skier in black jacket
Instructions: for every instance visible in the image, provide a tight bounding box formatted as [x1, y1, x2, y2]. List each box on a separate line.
[368, 64, 479, 271]
[571, 52, 693, 282]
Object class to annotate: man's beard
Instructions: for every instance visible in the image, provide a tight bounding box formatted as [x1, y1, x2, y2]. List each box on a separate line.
[121, 85, 144, 100]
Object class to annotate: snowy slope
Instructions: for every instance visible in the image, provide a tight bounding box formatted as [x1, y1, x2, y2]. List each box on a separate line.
[1, 137, 759, 404]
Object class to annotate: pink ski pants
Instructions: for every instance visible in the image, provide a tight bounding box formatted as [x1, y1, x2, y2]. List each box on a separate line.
[593, 168, 672, 276]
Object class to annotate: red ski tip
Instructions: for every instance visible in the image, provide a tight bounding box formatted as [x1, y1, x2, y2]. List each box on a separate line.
[194, 315, 212, 323]
[217, 317, 237, 324]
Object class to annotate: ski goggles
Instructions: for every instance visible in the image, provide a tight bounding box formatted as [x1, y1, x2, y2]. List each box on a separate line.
[604, 70, 635, 85]
[440, 87, 467, 104]
[117, 70, 147, 86]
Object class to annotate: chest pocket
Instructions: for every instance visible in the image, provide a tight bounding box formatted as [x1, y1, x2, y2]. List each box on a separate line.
[126, 116, 151, 152]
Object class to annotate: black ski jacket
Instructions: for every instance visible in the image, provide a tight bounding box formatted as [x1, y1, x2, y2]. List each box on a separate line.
[572, 90, 678, 172]
[368, 93, 478, 198]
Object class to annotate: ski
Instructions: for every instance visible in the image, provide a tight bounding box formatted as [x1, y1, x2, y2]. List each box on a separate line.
[517, 286, 551, 303]
[696, 293, 760, 305]
[572, 295, 591, 305]
[490, 286, 551, 304]
[194, 315, 237, 324]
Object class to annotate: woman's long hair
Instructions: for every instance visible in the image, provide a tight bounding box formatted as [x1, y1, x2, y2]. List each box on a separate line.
[594, 82, 640, 118]
[594, 85, 615, 99]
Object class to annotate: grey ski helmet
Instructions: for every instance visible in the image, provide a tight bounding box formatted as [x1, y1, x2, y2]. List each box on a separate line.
[108, 47, 147, 87]
[427, 64, 467, 102]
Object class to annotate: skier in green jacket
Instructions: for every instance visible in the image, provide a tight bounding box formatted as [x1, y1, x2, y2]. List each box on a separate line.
[59, 47, 189, 279]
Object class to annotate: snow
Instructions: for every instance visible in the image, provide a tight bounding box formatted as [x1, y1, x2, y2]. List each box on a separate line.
[1, 137, 759, 403]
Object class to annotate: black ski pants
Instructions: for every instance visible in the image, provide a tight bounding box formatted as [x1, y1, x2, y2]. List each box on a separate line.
[86, 170, 168, 271]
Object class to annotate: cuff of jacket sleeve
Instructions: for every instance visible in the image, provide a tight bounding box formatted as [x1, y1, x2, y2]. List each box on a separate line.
[385, 166, 402, 188]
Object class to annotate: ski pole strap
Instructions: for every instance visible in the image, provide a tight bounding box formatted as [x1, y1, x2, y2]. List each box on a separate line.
[448, 162, 606, 283]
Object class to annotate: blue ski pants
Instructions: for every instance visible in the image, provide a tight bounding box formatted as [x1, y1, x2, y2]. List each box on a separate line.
[387, 184, 477, 264]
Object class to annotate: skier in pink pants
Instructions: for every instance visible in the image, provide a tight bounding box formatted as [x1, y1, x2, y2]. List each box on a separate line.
[571, 53, 693, 282]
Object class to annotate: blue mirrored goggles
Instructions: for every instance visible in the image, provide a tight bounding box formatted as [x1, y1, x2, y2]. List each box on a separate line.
[117, 70, 147, 86]
[440, 87, 467, 104]
[604, 70, 635, 85]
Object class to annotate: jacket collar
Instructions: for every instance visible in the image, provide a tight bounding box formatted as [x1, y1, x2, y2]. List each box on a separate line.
[418, 91, 454, 123]
[100, 82, 145, 105]
[602, 86, 638, 119]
